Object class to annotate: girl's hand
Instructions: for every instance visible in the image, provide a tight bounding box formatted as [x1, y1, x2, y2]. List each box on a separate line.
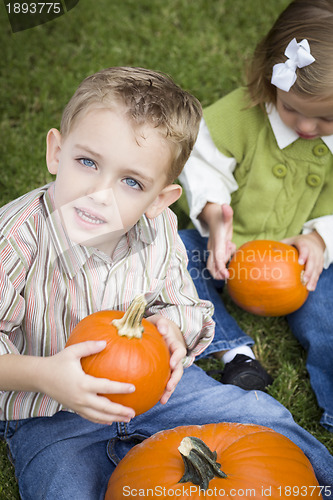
[147, 315, 187, 405]
[281, 231, 326, 291]
[38, 341, 136, 425]
[204, 203, 235, 280]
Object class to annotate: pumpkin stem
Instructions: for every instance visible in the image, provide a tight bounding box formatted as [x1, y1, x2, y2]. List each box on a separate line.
[178, 436, 227, 490]
[112, 295, 147, 339]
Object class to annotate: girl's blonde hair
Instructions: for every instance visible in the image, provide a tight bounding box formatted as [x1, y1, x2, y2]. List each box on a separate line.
[60, 67, 202, 183]
[246, 0, 333, 107]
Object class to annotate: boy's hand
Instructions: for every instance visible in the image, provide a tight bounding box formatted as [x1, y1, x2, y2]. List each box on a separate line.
[205, 203, 235, 280]
[147, 315, 187, 405]
[282, 231, 326, 291]
[39, 341, 136, 425]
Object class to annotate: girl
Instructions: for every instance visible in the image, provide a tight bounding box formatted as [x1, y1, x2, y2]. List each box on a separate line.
[179, 0, 333, 432]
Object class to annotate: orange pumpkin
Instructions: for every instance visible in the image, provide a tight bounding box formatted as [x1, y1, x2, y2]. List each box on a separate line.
[227, 240, 309, 316]
[105, 422, 320, 499]
[65, 295, 170, 415]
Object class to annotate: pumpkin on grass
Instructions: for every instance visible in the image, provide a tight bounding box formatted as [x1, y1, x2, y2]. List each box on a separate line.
[227, 240, 309, 316]
[105, 423, 320, 499]
[65, 295, 170, 415]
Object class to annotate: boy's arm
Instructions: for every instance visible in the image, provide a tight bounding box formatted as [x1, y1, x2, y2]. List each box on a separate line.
[0, 237, 135, 423]
[0, 342, 136, 424]
[146, 228, 215, 367]
[146, 314, 186, 404]
[0, 238, 27, 357]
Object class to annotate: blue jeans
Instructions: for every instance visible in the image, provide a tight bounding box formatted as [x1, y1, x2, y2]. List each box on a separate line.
[1, 365, 333, 499]
[179, 229, 333, 432]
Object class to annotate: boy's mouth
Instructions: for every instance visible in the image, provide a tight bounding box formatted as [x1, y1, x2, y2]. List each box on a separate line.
[74, 207, 106, 225]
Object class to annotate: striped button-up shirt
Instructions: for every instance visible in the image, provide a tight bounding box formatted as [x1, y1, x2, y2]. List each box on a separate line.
[0, 183, 214, 420]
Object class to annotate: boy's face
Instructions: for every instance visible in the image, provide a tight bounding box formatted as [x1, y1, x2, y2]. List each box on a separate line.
[276, 89, 333, 139]
[46, 107, 181, 254]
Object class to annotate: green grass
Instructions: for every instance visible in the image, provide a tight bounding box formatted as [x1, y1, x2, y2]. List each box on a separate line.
[0, 0, 331, 497]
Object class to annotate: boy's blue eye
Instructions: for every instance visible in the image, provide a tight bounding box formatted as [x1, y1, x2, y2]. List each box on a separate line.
[79, 158, 96, 168]
[123, 178, 141, 190]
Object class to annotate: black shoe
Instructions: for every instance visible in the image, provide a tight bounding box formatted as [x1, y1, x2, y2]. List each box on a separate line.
[220, 354, 273, 392]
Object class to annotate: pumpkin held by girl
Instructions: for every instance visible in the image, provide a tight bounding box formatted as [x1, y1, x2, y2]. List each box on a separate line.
[227, 240, 308, 316]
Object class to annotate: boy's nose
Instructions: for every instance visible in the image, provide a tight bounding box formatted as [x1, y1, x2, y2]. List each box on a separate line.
[87, 187, 115, 206]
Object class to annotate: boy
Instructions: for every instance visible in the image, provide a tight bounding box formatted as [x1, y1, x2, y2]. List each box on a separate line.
[0, 67, 332, 499]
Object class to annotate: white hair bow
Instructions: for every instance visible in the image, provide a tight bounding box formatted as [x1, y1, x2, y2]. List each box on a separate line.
[271, 38, 315, 92]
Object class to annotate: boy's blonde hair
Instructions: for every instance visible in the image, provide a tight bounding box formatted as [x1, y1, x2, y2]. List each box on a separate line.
[60, 67, 202, 183]
[246, 0, 333, 107]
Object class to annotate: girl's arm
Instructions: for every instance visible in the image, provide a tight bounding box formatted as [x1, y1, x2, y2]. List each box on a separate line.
[283, 215, 333, 291]
[200, 202, 236, 280]
[179, 119, 238, 279]
[178, 118, 238, 236]
[282, 231, 326, 291]
[302, 214, 333, 268]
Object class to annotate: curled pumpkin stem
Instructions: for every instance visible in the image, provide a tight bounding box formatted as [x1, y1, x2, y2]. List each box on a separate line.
[112, 295, 147, 339]
[178, 436, 227, 490]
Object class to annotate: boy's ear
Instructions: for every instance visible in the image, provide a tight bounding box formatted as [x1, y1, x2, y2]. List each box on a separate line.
[46, 128, 62, 175]
[145, 184, 182, 219]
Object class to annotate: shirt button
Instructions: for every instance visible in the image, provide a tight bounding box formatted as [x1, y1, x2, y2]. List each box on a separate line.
[313, 144, 329, 157]
[272, 164, 287, 178]
[306, 174, 321, 187]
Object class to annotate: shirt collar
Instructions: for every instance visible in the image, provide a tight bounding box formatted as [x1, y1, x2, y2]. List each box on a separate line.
[42, 184, 157, 279]
[133, 214, 158, 246]
[266, 103, 333, 153]
[42, 185, 93, 278]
